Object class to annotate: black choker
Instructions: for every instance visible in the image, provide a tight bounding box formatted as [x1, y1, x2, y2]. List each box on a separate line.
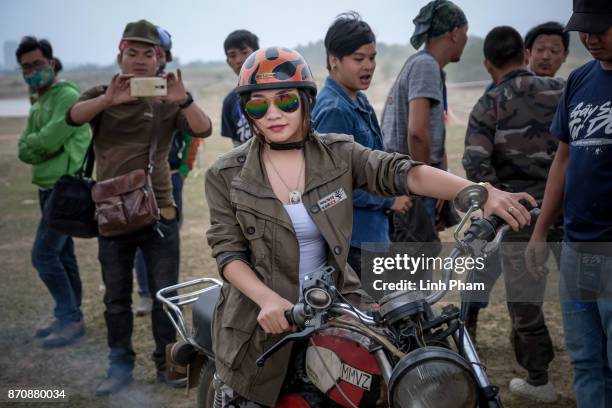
[268, 141, 304, 150]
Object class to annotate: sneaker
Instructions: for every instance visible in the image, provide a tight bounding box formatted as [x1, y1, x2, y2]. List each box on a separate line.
[509, 378, 557, 403]
[34, 319, 61, 338]
[135, 296, 153, 317]
[95, 375, 133, 397]
[41, 320, 85, 348]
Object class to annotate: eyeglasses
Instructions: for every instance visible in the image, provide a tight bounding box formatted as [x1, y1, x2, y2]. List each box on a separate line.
[20, 60, 48, 74]
[244, 92, 300, 120]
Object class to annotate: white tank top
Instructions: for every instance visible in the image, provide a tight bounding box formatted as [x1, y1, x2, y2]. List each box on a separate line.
[283, 203, 327, 289]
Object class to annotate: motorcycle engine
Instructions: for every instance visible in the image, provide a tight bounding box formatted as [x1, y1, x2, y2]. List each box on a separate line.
[305, 327, 386, 407]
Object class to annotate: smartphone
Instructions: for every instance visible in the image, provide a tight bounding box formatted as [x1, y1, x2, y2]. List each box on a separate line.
[130, 77, 167, 97]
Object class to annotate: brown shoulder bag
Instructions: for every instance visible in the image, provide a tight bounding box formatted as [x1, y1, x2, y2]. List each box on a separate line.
[91, 115, 160, 237]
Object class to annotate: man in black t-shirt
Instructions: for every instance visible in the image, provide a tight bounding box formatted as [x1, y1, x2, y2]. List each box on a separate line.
[221, 30, 259, 147]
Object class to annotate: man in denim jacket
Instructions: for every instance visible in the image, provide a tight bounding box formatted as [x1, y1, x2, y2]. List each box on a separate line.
[313, 13, 411, 278]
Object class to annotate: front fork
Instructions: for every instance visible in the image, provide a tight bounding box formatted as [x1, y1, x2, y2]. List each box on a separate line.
[453, 330, 503, 408]
[374, 349, 393, 384]
[212, 373, 223, 408]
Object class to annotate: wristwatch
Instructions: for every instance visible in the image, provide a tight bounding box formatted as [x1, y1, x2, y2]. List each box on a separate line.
[179, 92, 194, 109]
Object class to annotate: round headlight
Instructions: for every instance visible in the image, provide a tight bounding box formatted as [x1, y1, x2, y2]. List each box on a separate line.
[388, 346, 479, 408]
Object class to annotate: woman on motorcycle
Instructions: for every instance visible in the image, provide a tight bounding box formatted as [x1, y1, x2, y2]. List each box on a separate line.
[205, 47, 536, 407]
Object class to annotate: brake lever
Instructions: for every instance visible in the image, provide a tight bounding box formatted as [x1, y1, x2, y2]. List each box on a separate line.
[256, 326, 317, 367]
[482, 224, 512, 255]
[255, 313, 323, 367]
[482, 208, 540, 255]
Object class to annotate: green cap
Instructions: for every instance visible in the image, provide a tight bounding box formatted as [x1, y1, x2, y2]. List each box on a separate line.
[121, 19, 160, 45]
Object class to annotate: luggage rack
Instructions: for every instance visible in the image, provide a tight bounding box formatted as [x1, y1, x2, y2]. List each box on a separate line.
[156, 278, 222, 343]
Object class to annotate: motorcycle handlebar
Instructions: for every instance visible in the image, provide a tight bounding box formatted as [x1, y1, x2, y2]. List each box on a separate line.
[284, 302, 376, 330]
[463, 207, 540, 244]
[284, 207, 540, 327]
[284, 309, 295, 326]
[427, 207, 540, 305]
[486, 200, 538, 231]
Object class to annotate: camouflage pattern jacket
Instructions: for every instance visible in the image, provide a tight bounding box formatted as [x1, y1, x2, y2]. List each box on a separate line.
[462, 69, 565, 202]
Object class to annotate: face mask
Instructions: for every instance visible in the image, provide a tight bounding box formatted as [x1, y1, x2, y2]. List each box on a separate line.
[23, 65, 55, 90]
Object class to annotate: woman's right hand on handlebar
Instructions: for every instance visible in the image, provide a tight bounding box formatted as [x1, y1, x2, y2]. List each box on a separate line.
[482, 183, 538, 231]
[257, 294, 295, 334]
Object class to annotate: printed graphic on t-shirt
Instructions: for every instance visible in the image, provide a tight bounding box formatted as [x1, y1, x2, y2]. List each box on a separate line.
[569, 101, 612, 154]
[234, 101, 252, 144]
[222, 90, 253, 144]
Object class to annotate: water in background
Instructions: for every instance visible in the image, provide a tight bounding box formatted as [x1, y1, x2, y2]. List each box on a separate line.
[0, 98, 30, 117]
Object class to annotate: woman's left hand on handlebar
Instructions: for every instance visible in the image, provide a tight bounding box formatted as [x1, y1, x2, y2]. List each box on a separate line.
[482, 185, 538, 231]
[257, 294, 296, 335]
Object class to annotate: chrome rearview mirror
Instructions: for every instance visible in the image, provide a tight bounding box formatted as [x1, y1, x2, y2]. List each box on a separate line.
[453, 184, 488, 213]
[452, 184, 489, 246]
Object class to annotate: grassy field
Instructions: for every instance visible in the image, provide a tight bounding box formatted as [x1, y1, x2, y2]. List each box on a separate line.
[0, 79, 576, 407]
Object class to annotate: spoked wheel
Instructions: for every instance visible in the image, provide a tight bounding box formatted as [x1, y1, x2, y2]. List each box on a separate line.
[196, 358, 217, 408]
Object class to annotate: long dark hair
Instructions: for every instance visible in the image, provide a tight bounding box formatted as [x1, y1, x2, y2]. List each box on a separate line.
[240, 89, 317, 142]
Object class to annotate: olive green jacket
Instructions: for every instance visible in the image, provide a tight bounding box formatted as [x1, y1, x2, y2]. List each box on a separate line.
[205, 132, 420, 405]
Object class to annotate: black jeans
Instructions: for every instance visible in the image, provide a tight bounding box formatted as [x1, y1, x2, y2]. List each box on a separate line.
[97, 218, 179, 377]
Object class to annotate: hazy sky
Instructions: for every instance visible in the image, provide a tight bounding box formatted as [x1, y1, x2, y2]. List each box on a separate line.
[1, 0, 574, 66]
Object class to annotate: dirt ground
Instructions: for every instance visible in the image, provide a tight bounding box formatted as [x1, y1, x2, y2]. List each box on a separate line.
[0, 81, 577, 407]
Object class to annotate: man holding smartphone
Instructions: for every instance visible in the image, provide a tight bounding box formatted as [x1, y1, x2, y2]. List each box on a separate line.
[66, 19, 212, 396]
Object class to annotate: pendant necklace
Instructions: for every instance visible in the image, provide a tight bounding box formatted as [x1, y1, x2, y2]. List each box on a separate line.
[266, 151, 305, 204]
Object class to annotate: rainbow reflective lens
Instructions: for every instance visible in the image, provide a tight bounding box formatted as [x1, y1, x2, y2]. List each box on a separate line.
[244, 93, 300, 120]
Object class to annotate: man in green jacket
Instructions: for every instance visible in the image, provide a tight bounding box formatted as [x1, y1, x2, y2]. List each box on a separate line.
[17, 36, 91, 348]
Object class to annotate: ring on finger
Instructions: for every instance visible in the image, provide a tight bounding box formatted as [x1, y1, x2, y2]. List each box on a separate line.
[507, 206, 515, 214]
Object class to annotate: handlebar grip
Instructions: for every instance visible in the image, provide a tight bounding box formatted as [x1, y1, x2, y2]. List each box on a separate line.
[487, 206, 540, 231]
[486, 215, 505, 230]
[284, 309, 295, 326]
[519, 199, 535, 211]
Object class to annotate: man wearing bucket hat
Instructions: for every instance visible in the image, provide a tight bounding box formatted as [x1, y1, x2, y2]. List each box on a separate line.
[526, 1, 612, 406]
[380, 0, 468, 278]
[67, 19, 212, 396]
[382, 0, 468, 178]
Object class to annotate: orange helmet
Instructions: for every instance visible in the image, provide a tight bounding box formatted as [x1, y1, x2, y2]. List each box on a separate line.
[237, 47, 316, 95]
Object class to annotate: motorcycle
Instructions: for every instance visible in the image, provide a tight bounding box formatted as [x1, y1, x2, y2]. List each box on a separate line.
[157, 184, 539, 407]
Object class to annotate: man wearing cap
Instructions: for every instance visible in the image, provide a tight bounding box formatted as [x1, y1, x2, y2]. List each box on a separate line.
[380, 0, 468, 262]
[66, 19, 212, 396]
[132, 26, 202, 317]
[526, 1, 612, 406]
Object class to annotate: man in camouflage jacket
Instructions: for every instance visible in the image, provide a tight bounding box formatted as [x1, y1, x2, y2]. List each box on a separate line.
[462, 26, 565, 402]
